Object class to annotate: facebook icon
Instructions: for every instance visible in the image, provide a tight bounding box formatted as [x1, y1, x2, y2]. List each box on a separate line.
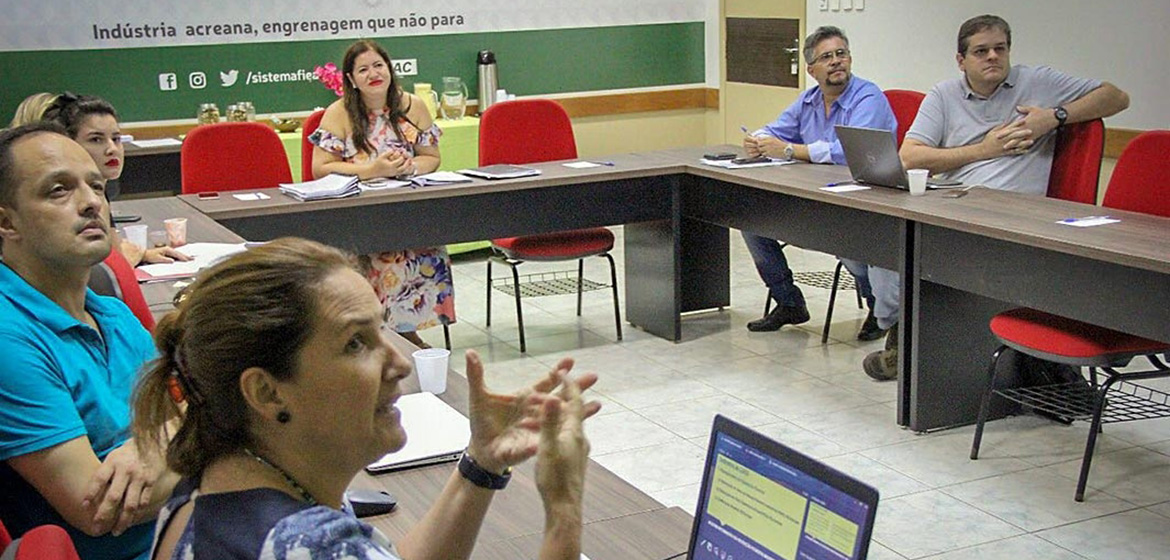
[158, 73, 177, 91]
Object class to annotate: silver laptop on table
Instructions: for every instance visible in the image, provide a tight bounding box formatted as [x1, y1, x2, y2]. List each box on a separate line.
[685, 415, 880, 560]
[835, 125, 963, 189]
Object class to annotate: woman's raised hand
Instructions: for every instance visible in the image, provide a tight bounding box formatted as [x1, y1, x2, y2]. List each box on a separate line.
[462, 350, 600, 474]
[535, 370, 591, 508]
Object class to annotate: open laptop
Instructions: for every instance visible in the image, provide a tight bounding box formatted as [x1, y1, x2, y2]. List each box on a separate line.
[686, 415, 879, 560]
[835, 125, 962, 189]
[365, 392, 469, 473]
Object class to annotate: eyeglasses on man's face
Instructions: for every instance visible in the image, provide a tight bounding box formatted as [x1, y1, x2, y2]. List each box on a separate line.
[812, 48, 851, 65]
[966, 44, 1009, 59]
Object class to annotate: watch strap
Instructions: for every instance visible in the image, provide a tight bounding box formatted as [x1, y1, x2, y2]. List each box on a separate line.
[1054, 106, 1068, 128]
[458, 450, 512, 490]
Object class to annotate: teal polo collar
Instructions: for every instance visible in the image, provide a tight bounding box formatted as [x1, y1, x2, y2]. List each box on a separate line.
[0, 263, 116, 335]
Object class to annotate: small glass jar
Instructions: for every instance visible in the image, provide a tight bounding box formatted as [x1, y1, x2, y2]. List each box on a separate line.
[240, 101, 255, 121]
[197, 103, 220, 124]
[226, 104, 248, 122]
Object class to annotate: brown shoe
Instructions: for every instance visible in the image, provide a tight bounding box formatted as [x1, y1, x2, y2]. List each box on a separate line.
[863, 323, 898, 381]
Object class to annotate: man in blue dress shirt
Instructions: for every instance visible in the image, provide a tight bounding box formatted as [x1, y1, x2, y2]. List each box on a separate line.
[0, 123, 177, 559]
[741, 26, 897, 339]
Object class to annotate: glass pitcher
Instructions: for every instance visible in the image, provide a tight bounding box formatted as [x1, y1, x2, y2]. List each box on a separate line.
[439, 76, 468, 120]
[414, 83, 438, 119]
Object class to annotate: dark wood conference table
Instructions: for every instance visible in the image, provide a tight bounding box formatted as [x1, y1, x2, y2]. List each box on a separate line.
[114, 197, 695, 560]
[157, 147, 1170, 433]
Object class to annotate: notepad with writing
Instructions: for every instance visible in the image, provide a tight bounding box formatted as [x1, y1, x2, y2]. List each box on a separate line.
[461, 164, 541, 180]
[365, 392, 470, 473]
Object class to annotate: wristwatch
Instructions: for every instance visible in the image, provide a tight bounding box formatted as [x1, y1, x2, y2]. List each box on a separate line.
[782, 143, 795, 161]
[1053, 106, 1068, 128]
[458, 450, 512, 490]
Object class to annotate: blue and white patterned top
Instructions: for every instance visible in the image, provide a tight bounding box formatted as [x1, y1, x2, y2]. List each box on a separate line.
[154, 481, 401, 560]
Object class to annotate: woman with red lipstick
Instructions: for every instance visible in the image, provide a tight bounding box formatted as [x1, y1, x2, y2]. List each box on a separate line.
[42, 93, 190, 267]
[310, 40, 452, 349]
[132, 237, 598, 560]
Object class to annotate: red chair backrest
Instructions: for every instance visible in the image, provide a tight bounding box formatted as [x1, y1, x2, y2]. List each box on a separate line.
[102, 248, 155, 331]
[13, 525, 81, 560]
[883, 89, 925, 149]
[181, 122, 293, 194]
[0, 518, 12, 552]
[1047, 119, 1105, 204]
[1102, 130, 1170, 217]
[301, 109, 325, 181]
[479, 99, 577, 166]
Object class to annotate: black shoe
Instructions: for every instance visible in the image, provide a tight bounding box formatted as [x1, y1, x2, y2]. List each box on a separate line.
[857, 311, 887, 341]
[747, 305, 811, 332]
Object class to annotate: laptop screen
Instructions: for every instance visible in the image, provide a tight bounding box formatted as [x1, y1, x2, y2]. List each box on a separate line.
[688, 415, 879, 560]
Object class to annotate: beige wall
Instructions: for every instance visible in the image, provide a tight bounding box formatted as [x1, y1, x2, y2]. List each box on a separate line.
[571, 109, 715, 157]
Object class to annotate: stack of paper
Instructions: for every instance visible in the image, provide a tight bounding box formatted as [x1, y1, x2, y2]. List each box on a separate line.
[699, 158, 795, 170]
[279, 174, 360, 201]
[135, 242, 248, 283]
[359, 177, 411, 191]
[410, 171, 473, 187]
[461, 164, 541, 180]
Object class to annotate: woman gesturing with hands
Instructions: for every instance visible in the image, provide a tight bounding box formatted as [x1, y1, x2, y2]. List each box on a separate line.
[132, 238, 600, 560]
[395, 351, 600, 560]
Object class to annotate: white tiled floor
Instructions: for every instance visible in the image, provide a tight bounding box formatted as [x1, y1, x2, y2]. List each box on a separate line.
[422, 227, 1170, 560]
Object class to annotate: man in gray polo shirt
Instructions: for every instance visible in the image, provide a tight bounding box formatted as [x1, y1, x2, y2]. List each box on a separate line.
[859, 14, 1129, 380]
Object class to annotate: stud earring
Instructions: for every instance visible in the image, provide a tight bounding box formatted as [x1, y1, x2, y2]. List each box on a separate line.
[276, 410, 291, 424]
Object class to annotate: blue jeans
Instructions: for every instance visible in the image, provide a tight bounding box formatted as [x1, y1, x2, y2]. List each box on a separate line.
[838, 258, 876, 308]
[742, 231, 805, 308]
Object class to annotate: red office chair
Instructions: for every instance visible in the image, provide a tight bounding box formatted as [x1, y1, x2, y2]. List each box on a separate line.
[0, 521, 81, 560]
[181, 122, 293, 194]
[480, 99, 621, 353]
[1047, 119, 1105, 204]
[883, 89, 926, 149]
[971, 130, 1170, 501]
[99, 248, 156, 330]
[301, 109, 325, 181]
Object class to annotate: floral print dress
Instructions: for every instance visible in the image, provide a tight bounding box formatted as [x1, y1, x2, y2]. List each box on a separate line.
[309, 108, 454, 332]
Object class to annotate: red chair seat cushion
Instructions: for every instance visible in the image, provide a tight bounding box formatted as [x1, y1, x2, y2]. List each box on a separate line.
[991, 308, 1169, 362]
[492, 228, 614, 261]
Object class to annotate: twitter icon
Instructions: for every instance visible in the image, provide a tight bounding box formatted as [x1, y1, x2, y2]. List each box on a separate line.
[220, 70, 239, 87]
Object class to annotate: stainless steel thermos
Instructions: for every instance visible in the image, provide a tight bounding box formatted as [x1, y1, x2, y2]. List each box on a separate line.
[477, 50, 498, 115]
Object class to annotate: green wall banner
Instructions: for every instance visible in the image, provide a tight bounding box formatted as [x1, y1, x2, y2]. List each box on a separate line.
[1, 24, 705, 122]
[2, 1, 704, 123]
[2, 1, 703, 51]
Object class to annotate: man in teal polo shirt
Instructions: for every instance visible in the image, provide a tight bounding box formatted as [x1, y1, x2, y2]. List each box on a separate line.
[0, 123, 177, 559]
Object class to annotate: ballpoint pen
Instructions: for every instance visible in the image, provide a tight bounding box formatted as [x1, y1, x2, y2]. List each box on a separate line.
[825, 181, 849, 187]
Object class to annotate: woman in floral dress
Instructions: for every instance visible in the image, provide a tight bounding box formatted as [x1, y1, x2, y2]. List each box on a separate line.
[310, 39, 453, 347]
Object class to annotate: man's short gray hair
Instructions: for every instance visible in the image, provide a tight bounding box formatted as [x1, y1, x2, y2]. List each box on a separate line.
[803, 26, 849, 64]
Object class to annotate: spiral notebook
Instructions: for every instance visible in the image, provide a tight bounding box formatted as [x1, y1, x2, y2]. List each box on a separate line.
[365, 392, 470, 473]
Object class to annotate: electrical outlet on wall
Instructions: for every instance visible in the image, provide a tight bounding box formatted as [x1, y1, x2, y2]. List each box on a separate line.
[829, 0, 841, 11]
[818, 0, 829, 11]
[842, 0, 852, 10]
[854, 0, 864, 10]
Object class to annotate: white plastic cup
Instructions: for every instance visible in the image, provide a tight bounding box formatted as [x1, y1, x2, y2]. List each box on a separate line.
[123, 224, 148, 248]
[907, 168, 929, 196]
[412, 348, 450, 394]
